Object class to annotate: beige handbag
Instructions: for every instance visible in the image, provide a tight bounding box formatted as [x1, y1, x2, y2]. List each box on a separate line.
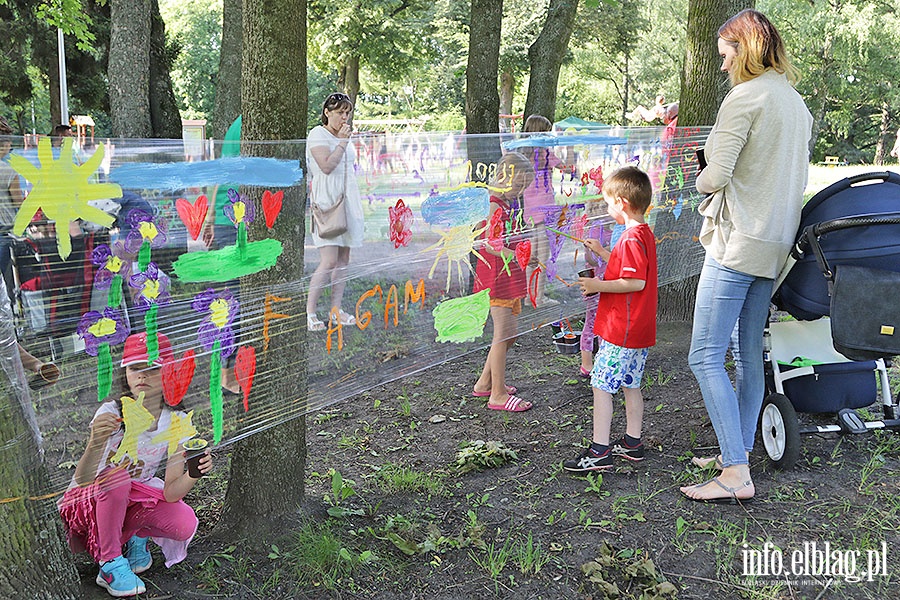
[311, 154, 349, 239]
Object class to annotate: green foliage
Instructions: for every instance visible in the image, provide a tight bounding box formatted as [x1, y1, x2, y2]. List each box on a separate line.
[324, 469, 364, 517]
[374, 462, 448, 496]
[159, 0, 221, 121]
[454, 439, 518, 473]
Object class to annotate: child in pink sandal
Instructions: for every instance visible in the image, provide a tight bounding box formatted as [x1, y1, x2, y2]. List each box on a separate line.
[471, 152, 535, 413]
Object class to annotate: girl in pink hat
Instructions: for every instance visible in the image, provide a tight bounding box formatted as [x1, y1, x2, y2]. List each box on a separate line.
[58, 332, 212, 597]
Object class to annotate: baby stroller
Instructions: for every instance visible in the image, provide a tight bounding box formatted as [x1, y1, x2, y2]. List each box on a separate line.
[761, 171, 900, 469]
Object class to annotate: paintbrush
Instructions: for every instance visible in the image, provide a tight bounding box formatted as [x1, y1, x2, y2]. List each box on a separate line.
[546, 226, 585, 244]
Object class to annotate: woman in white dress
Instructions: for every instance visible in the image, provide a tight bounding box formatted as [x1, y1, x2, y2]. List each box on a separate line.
[306, 93, 365, 331]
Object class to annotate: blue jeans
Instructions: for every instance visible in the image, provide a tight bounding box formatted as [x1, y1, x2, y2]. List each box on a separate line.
[689, 255, 773, 467]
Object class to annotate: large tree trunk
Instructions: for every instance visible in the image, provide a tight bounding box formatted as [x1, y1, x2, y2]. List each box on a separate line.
[148, 0, 182, 138]
[465, 0, 503, 184]
[218, 0, 307, 535]
[108, 0, 152, 137]
[210, 0, 242, 140]
[465, 0, 501, 137]
[0, 281, 80, 598]
[523, 0, 578, 122]
[678, 0, 750, 127]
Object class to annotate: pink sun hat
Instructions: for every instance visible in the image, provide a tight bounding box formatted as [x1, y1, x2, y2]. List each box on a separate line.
[121, 332, 174, 367]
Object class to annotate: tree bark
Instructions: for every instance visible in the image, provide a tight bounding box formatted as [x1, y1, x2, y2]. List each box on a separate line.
[148, 0, 182, 138]
[678, 0, 751, 127]
[523, 0, 579, 122]
[499, 69, 514, 118]
[108, 0, 152, 137]
[218, 0, 307, 535]
[0, 280, 80, 598]
[873, 102, 890, 166]
[465, 0, 503, 182]
[210, 0, 242, 140]
[465, 0, 502, 136]
[344, 55, 361, 108]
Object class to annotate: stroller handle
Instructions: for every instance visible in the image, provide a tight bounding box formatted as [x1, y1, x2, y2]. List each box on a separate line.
[845, 171, 893, 186]
[798, 214, 900, 279]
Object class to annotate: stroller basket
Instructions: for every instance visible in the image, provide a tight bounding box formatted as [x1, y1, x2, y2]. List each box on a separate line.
[777, 360, 878, 413]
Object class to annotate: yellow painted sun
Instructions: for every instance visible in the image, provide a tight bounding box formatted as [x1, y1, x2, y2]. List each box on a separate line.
[424, 223, 488, 292]
[10, 137, 123, 260]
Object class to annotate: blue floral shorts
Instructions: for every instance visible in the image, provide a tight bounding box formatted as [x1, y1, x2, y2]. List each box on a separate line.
[590, 338, 649, 394]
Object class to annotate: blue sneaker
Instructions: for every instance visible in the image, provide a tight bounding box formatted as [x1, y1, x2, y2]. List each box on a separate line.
[96, 555, 146, 597]
[124, 535, 152, 574]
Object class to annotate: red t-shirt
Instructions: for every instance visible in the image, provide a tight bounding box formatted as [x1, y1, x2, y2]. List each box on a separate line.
[593, 223, 657, 348]
[472, 196, 527, 300]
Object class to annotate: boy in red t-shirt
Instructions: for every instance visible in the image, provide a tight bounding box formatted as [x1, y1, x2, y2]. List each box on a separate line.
[564, 166, 658, 472]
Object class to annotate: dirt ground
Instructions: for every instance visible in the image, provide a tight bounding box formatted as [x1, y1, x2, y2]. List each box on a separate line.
[58, 321, 900, 600]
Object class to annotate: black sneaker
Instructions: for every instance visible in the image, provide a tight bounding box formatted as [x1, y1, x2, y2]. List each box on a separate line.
[563, 447, 614, 472]
[611, 437, 645, 461]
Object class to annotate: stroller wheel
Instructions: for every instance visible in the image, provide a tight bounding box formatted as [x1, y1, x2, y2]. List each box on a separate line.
[760, 393, 800, 470]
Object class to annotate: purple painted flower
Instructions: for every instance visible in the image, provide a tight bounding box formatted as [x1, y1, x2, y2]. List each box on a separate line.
[129, 262, 171, 307]
[76, 308, 130, 356]
[223, 189, 255, 228]
[192, 289, 239, 358]
[91, 243, 130, 289]
[124, 208, 168, 253]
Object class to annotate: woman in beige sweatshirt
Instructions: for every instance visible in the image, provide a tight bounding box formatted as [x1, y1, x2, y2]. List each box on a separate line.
[681, 9, 812, 504]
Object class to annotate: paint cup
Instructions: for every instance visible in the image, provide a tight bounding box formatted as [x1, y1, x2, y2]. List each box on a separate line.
[578, 268, 598, 297]
[29, 363, 61, 390]
[184, 438, 208, 478]
[553, 331, 581, 355]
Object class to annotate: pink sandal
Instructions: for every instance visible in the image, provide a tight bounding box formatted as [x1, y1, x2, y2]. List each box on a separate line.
[473, 385, 517, 398]
[488, 395, 532, 412]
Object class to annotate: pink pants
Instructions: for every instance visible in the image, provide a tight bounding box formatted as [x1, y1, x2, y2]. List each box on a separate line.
[581, 293, 600, 352]
[59, 467, 198, 565]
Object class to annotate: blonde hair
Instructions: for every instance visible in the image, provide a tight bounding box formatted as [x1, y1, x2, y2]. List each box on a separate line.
[719, 9, 799, 86]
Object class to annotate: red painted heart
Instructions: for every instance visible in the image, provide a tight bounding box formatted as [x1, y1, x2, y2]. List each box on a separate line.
[262, 190, 284, 229]
[515, 239, 532, 271]
[161, 349, 196, 407]
[175, 196, 209, 241]
[234, 345, 256, 412]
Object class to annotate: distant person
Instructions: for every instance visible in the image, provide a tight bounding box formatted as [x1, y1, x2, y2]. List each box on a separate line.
[680, 9, 812, 504]
[628, 95, 667, 123]
[520, 114, 573, 306]
[51, 124, 73, 147]
[472, 152, 536, 412]
[577, 192, 611, 378]
[0, 115, 24, 298]
[306, 93, 365, 331]
[563, 166, 658, 472]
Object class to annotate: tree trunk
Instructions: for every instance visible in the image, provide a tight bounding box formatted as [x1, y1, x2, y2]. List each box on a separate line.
[0, 281, 81, 598]
[108, 0, 152, 137]
[522, 0, 578, 122]
[345, 55, 360, 108]
[148, 0, 182, 138]
[210, 0, 242, 140]
[499, 69, 514, 118]
[218, 0, 307, 535]
[465, 0, 502, 136]
[678, 0, 751, 127]
[873, 103, 890, 166]
[465, 0, 503, 185]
